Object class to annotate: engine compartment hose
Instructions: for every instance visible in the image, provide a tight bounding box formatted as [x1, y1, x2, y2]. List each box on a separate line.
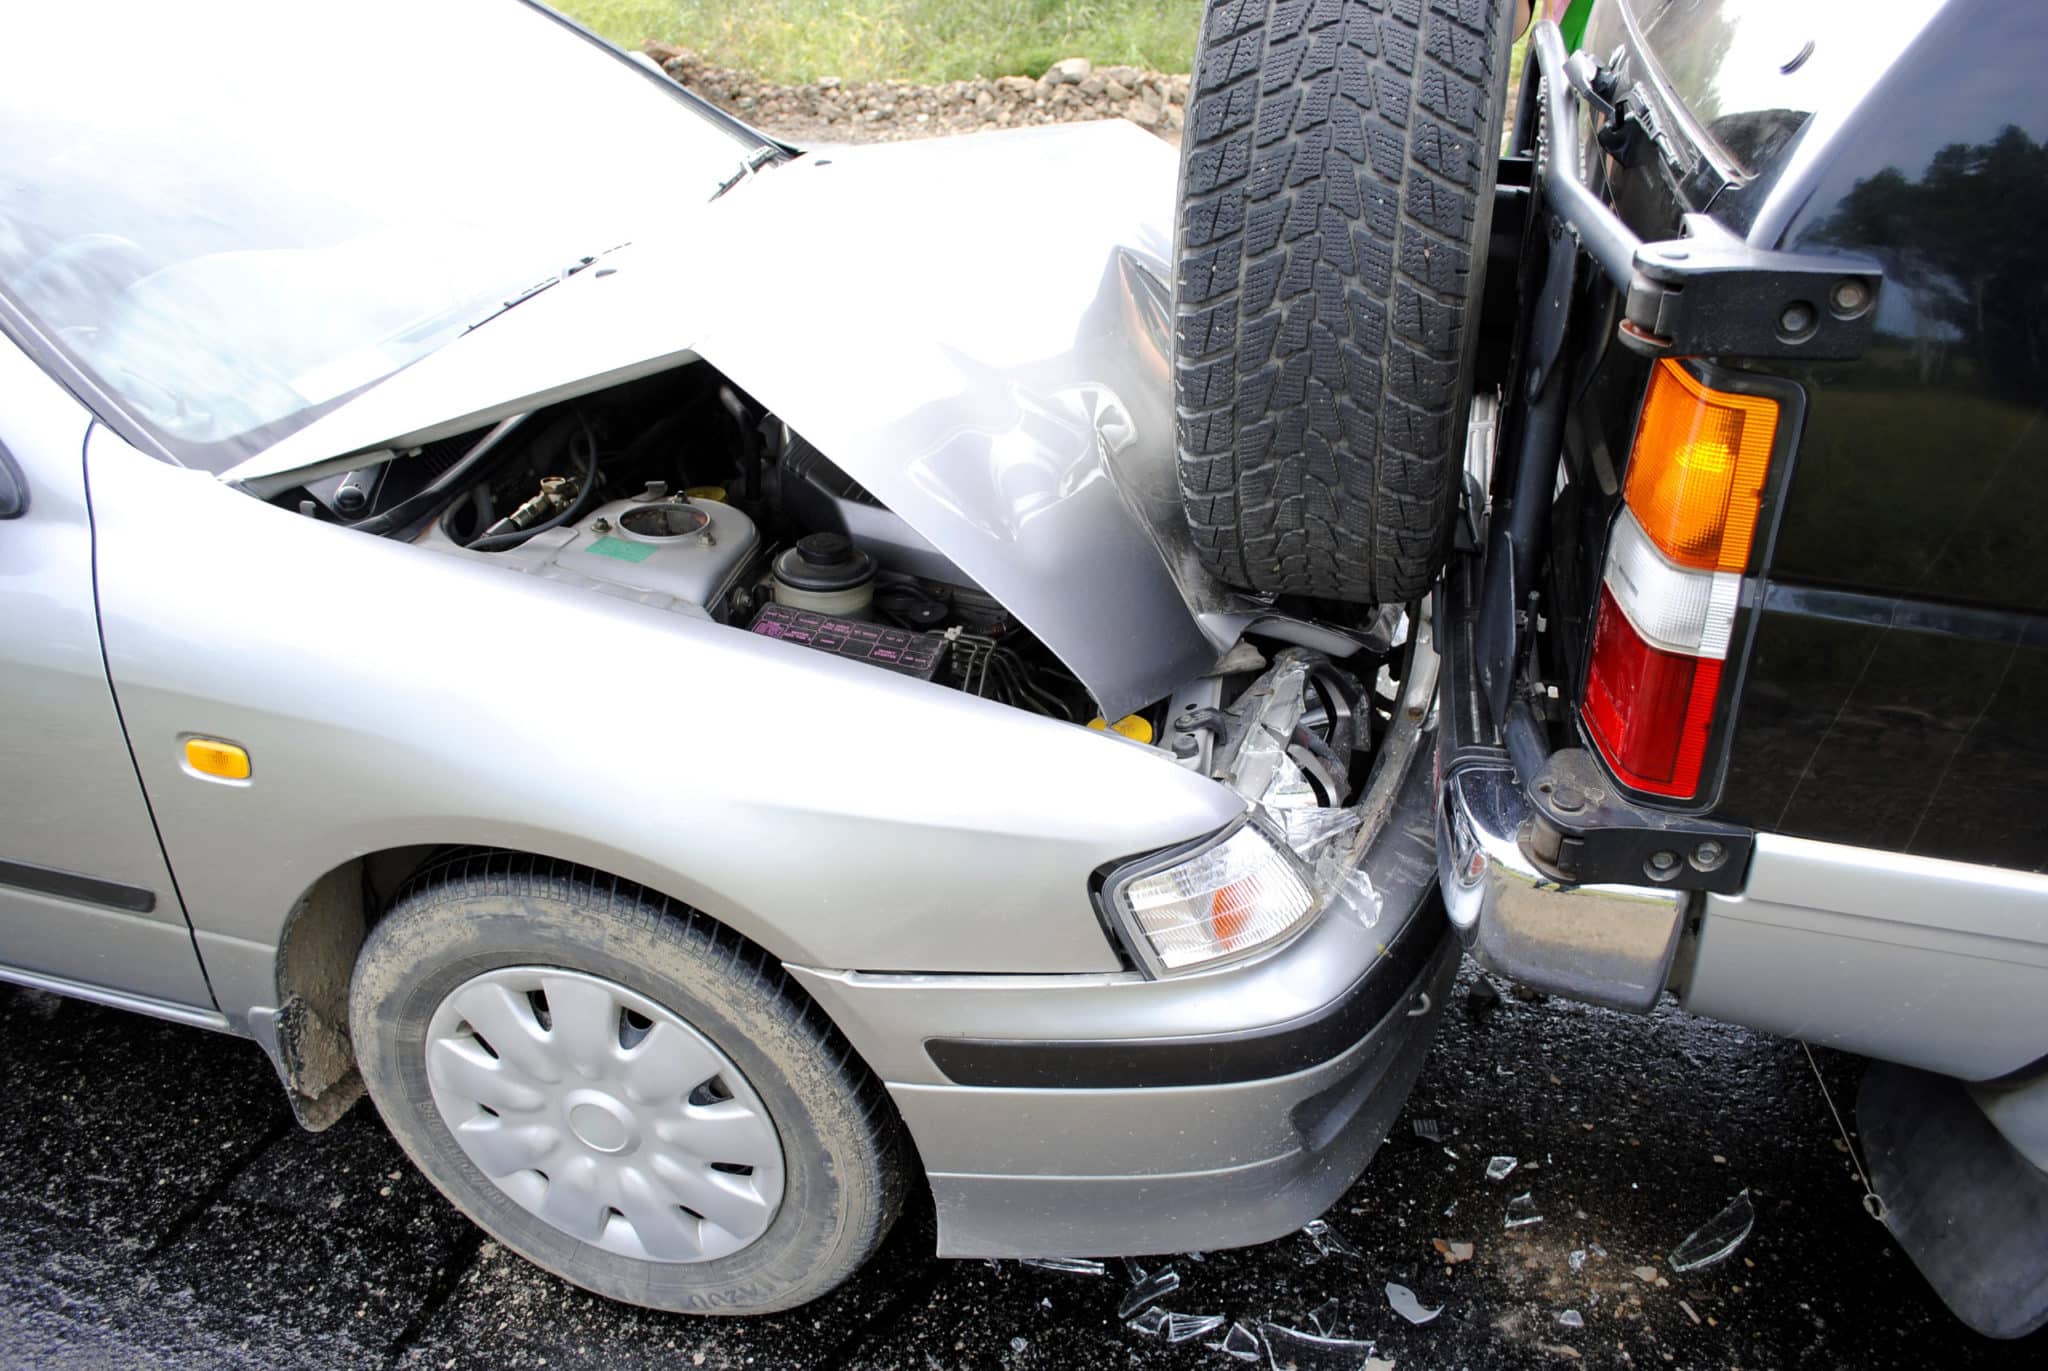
[466, 416, 602, 553]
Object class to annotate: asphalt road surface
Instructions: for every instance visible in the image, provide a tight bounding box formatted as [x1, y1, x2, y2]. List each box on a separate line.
[3, 965, 2042, 1369]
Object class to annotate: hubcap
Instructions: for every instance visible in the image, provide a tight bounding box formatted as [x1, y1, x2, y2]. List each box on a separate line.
[424, 967, 785, 1263]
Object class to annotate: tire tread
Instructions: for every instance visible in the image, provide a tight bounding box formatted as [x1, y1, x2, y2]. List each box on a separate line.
[1175, 0, 1510, 602]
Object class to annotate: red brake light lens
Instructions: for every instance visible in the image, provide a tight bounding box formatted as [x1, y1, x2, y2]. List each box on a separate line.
[1582, 585, 1724, 798]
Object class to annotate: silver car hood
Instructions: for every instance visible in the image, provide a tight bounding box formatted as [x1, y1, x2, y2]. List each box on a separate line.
[227, 121, 1262, 716]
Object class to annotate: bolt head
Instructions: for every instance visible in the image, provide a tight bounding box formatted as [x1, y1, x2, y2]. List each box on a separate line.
[1779, 301, 1817, 337]
[1830, 278, 1869, 315]
[1650, 850, 1678, 871]
[1551, 786, 1586, 814]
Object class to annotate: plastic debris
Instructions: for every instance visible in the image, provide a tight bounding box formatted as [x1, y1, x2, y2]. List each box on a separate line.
[1324, 863, 1383, 929]
[1306, 1298, 1341, 1336]
[1207, 1322, 1263, 1362]
[1411, 1118, 1442, 1142]
[1164, 1312, 1226, 1344]
[1385, 1283, 1442, 1325]
[1433, 1238, 1476, 1264]
[1631, 1265, 1661, 1284]
[1669, 1189, 1755, 1272]
[1485, 1155, 1519, 1181]
[1300, 1218, 1364, 1261]
[1127, 1307, 1169, 1337]
[1009, 1335, 1028, 1353]
[1259, 1321, 1379, 1370]
[1587, 1240, 1608, 1258]
[1558, 1309, 1585, 1329]
[1504, 1193, 1544, 1229]
[1116, 1267, 1180, 1320]
[1020, 1256, 1106, 1277]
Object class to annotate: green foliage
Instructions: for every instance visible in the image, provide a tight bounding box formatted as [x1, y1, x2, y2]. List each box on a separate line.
[553, 0, 1202, 83]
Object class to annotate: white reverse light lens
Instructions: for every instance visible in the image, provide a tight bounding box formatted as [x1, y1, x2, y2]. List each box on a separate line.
[1602, 508, 1741, 659]
[1116, 823, 1316, 972]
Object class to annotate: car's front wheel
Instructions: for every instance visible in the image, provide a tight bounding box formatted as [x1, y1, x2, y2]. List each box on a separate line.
[349, 853, 907, 1313]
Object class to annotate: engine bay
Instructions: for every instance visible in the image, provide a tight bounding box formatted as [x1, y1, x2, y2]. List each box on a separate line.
[275, 361, 1415, 812]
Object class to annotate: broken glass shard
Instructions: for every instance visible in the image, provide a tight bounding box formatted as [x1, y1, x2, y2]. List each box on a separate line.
[1163, 1312, 1226, 1344]
[1019, 1256, 1106, 1277]
[1386, 1282, 1442, 1325]
[1504, 1193, 1544, 1229]
[1009, 1335, 1028, 1353]
[1568, 1248, 1586, 1273]
[1306, 1297, 1340, 1336]
[1208, 1322, 1262, 1362]
[1116, 1267, 1180, 1320]
[1588, 1240, 1607, 1258]
[1411, 1118, 1441, 1141]
[1559, 1309, 1585, 1329]
[1126, 1306, 1169, 1337]
[1669, 1189, 1755, 1272]
[1485, 1155, 1518, 1181]
[1301, 1218, 1364, 1261]
[1258, 1322, 1378, 1370]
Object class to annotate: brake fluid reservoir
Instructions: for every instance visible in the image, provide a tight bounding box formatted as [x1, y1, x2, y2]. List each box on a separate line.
[772, 533, 875, 619]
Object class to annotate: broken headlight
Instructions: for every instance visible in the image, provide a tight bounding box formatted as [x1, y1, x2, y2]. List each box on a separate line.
[1103, 819, 1317, 975]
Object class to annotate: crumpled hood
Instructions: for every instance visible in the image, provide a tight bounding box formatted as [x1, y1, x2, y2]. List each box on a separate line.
[228, 121, 1259, 715]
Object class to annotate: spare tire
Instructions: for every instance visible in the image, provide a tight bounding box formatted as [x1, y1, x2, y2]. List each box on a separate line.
[1174, 0, 1516, 604]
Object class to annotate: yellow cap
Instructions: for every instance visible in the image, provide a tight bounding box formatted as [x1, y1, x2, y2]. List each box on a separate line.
[184, 737, 251, 780]
[1086, 714, 1155, 744]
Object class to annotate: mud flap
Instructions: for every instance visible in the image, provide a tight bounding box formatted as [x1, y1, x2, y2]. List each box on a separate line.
[1859, 1061, 2048, 1338]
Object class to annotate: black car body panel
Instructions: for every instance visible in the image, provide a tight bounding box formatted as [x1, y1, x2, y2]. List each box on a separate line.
[1538, 0, 2048, 873]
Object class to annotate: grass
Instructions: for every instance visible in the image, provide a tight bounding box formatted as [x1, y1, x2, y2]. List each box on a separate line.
[553, 1, 1202, 84]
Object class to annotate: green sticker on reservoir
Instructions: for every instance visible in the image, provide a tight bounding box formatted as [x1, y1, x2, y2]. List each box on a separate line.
[587, 535, 657, 564]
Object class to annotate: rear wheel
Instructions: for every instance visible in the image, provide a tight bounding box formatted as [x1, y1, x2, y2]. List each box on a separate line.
[1174, 0, 1516, 603]
[350, 854, 906, 1313]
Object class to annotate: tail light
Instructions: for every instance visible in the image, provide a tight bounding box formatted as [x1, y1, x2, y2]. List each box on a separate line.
[1583, 360, 1779, 798]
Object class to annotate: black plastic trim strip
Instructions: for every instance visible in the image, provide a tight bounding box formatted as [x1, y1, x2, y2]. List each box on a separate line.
[0, 857, 156, 914]
[1761, 581, 2048, 651]
[923, 898, 1450, 1090]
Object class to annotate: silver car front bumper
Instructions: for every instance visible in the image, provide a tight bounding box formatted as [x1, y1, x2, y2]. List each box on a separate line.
[787, 632, 1458, 1259]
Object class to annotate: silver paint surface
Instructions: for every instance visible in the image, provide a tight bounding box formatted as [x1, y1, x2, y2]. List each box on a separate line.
[0, 339, 212, 1008]
[84, 421, 1245, 1027]
[1686, 832, 2048, 1080]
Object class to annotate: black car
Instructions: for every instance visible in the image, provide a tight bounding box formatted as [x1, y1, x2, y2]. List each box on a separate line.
[1171, 0, 2048, 1339]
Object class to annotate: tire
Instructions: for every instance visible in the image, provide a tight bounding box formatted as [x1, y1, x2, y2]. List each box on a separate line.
[1174, 0, 1516, 604]
[349, 852, 907, 1314]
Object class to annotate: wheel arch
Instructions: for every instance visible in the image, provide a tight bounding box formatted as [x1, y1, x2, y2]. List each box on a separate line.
[261, 843, 893, 1136]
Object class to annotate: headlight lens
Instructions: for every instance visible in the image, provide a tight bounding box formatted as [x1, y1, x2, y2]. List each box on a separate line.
[1109, 821, 1316, 973]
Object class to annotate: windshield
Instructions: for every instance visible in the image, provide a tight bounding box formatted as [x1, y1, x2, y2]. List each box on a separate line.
[0, 0, 759, 471]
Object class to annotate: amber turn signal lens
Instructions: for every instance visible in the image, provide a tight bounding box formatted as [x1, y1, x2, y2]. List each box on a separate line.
[1623, 360, 1779, 573]
[184, 737, 251, 780]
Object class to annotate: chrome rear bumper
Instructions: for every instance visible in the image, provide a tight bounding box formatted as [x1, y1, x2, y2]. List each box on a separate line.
[1435, 759, 1686, 1013]
[1433, 555, 1690, 1014]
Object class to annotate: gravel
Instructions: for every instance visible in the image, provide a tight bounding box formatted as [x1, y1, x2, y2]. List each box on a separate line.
[646, 45, 1189, 146]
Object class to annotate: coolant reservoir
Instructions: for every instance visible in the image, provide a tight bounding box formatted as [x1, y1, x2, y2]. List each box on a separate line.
[543, 496, 758, 608]
[772, 533, 875, 619]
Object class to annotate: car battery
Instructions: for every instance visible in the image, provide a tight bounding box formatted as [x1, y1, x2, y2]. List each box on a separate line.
[747, 602, 949, 681]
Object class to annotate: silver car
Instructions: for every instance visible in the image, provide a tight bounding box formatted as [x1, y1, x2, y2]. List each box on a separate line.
[0, 0, 1456, 1312]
